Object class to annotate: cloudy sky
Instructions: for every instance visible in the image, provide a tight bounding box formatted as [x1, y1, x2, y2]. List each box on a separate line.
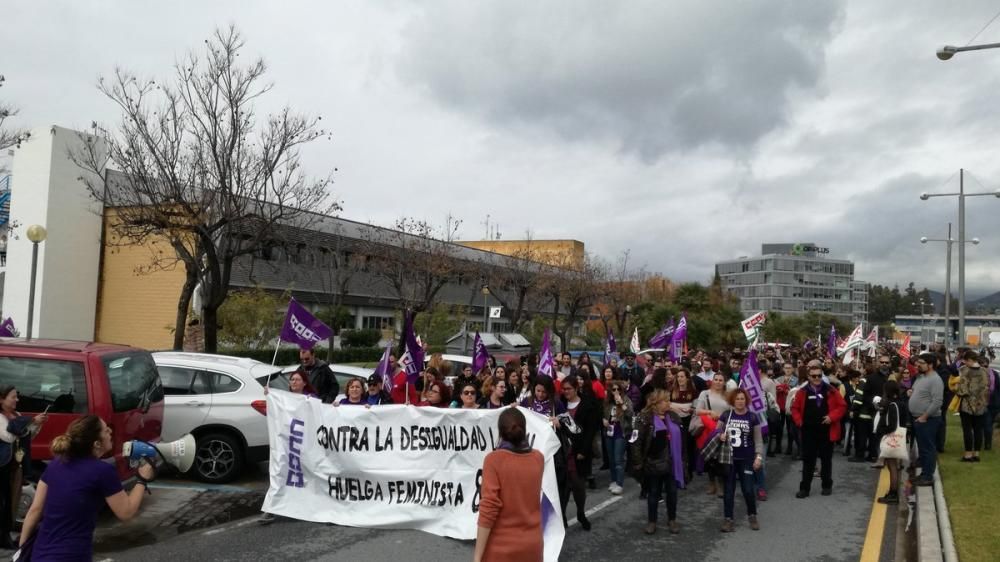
[5, 1, 1000, 296]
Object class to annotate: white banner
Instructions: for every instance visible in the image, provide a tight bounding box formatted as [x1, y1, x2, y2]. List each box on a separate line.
[262, 391, 565, 561]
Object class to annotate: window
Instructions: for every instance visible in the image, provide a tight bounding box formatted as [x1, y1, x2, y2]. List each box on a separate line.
[0, 357, 89, 414]
[206, 373, 242, 393]
[102, 352, 164, 413]
[362, 316, 394, 330]
[158, 366, 200, 396]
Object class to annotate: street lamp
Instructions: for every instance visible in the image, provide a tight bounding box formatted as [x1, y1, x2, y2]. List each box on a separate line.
[920, 169, 998, 346]
[921, 223, 980, 349]
[25, 224, 47, 340]
[937, 42, 1000, 60]
[481, 285, 490, 334]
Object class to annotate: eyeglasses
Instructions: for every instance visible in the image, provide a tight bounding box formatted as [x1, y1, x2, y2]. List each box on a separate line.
[427, 388, 440, 394]
[878, 362, 890, 365]
[808, 373, 822, 379]
[462, 390, 476, 396]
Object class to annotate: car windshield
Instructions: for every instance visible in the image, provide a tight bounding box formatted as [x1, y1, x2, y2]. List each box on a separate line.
[102, 351, 164, 413]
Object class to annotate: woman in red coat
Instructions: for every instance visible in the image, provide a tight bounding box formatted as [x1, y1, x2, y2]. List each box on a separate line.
[791, 360, 848, 498]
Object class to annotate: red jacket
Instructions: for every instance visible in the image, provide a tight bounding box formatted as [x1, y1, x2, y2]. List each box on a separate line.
[791, 383, 847, 442]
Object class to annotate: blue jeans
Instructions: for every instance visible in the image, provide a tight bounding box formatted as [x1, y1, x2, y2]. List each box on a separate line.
[914, 416, 941, 481]
[724, 459, 757, 519]
[604, 434, 626, 486]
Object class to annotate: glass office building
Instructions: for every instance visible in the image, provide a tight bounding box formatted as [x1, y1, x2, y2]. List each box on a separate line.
[715, 243, 869, 326]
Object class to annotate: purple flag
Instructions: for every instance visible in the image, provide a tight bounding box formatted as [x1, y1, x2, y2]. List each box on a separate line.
[0, 318, 15, 338]
[472, 332, 490, 373]
[738, 348, 770, 437]
[828, 324, 837, 359]
[279, 298, 332, 349]
[803, 339, 814, 351]
[537, 329, 555, 379]
[603, 329, 618, 366]
[375, 340, 394, 391]
[648, 318, 675, 348]
[400, 311, 425, 385]
[669, 314, 688, 362]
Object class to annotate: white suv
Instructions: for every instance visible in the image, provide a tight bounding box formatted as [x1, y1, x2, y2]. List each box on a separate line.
[153, 352, 278, 483]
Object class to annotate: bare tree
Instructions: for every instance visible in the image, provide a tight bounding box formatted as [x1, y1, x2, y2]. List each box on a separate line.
[542, 253, 608, 352]
[73, 26, 339, 352]
[360, 216, 462, 317]
[596, 249, 647, 340]
[476, 234, 552, 332]
[0, 75, 30, 155]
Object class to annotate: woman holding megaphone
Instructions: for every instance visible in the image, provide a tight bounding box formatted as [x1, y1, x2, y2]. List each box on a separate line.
[17, 415, 156, 559]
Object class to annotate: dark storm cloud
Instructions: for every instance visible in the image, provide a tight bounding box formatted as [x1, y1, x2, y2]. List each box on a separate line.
[398, 1, 844, 161]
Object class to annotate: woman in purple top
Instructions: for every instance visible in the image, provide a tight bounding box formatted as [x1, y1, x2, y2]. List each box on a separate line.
[520, 376, 566, 418]
[717, 389, 764, 533]
[20, 415, 156, 560]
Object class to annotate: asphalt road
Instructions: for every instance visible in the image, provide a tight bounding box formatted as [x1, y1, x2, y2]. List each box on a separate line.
[95, 451, 886, 562]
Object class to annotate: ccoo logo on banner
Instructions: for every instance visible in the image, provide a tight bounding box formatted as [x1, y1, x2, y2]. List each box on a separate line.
[262, 391, 565, 561]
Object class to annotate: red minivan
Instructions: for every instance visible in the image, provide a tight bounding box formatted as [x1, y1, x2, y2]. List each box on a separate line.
[0, 339, 164, 479]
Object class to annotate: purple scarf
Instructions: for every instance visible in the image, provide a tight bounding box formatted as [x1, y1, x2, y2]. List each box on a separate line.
[653, 414, 686, 489]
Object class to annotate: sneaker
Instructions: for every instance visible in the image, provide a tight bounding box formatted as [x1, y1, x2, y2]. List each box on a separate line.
[608, 483, 615, 492]
[960, 457, 975, 463]
[720, 519, 735, 533]
[668, 520, 680, 534]
[795, 490, 809, 499]
[821, 488, 832, 496]
[877, 493, 899, 505]
[748, 515, 760, 531]
[757, 489, 768, 502]
[610, 484, 623, 495]
[644, 522, 656, 535]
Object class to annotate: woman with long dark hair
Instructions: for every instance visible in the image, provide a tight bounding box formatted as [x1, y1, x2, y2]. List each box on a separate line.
[557, 375, 600, 530]
[0, 385, 47, 549]
[875, 380, 909, 504]
[20, 415, 156, 558]
[602, 380, 634, 495]
[474, 408, 545, 562]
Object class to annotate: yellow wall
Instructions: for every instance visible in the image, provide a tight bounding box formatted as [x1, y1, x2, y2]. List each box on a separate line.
[457, 239, 585, 268]
[94, 209, 187, 350]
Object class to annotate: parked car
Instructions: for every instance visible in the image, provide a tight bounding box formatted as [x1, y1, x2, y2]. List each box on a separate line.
[0, 339, 164, 480]
[153, 352, 279, 483]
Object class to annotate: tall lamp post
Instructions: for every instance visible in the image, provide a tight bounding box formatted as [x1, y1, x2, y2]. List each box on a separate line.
[481, 285, 490, 334]
[921, 224, 979, 349]
[920, 169, 999, 346]
[25, 224, 47, 340]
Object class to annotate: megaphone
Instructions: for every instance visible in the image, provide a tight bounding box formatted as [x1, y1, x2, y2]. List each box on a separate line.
[123, 434, 196, 473]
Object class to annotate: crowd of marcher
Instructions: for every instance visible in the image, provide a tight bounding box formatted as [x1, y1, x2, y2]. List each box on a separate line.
[277, 340, 1000, 559]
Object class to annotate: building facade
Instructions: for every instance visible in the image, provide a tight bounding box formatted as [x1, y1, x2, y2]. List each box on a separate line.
[894, 314, 1000, 347]
[715, 243, 869, 326]
[1, 126, 582, 350]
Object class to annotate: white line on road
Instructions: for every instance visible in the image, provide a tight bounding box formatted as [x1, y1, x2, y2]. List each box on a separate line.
[565, 495, 623, 527]
[202, 517, 259, 536]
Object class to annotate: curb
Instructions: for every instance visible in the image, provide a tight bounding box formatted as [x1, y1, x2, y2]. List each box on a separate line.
[932, 470, 959, 562]
[914, 470, 959, 562]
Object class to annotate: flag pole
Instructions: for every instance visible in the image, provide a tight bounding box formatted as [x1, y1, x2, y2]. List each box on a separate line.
[271, 338, 281, 366]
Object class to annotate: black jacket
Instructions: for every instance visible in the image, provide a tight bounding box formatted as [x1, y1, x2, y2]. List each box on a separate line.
[632, 410, 687, 478]
[305, 360, 340, 404]
[561, 395, 601, 461]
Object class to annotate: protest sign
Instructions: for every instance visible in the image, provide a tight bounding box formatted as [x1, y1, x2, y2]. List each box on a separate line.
[262, 392, 564, 561]
[741, 311, 767, 343]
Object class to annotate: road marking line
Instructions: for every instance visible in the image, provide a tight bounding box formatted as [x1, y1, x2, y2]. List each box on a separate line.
[860, 467, 890, 561]
[202, 517, 259, 536]
[565, 495, 623, 527]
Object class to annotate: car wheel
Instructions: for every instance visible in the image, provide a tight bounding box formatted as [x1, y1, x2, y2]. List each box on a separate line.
[192, 432, 244, 483]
